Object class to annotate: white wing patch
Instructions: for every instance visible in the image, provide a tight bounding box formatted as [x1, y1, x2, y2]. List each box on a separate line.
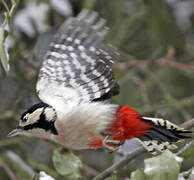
[36, 77, 80, 115]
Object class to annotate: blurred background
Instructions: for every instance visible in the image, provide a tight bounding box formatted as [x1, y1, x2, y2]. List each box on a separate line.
[0, 0, 194, 179]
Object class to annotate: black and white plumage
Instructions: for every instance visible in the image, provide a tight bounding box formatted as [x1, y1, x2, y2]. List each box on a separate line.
[37, 9, 120, 107]
[8, 10, 191, 154]
[27, 9, 121, 149]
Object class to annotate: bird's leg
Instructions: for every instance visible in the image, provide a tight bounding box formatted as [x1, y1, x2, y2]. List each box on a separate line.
[102, 135, 125, 153]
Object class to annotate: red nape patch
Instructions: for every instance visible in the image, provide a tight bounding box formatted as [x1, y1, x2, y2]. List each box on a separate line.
[106, 106, 153, 141]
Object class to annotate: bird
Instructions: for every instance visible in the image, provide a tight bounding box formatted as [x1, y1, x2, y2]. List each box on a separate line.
[8, 9, 191, 155]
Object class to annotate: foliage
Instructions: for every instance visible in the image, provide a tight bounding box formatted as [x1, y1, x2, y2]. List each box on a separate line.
[131, 150, 181, 180]
[0, 0, 19, 74]
[52, 148, 83, 180]
[0, 0, 194, 179]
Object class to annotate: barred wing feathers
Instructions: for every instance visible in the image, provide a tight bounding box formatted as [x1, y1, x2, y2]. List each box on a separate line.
[36, 10, 119, 105]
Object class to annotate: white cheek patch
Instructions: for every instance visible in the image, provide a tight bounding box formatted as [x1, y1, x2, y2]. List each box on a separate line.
[44, 108, 57, 121]
[28, 108, 44, 124]
[20, 108, 44, 127]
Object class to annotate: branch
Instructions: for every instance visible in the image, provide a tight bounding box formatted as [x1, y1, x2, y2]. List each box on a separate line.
[83, 164, 99, 176]
[0, 157, 18, 180]
[92, 147, 145, 180]
[180, 119, 194, 130]
[92, 118, 194, 180]
[2, 0, 10, 14]
[113, 46, 194, 73]
[176, 139, 194, 157]
[0, 110, 15, 121]
[113, 59, 194, 72]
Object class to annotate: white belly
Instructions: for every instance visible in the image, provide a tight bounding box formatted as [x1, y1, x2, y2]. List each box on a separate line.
[52, 102, 118, 149]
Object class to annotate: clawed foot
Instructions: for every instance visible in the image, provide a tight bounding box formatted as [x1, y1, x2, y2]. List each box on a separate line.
[102, 135, 124, 153]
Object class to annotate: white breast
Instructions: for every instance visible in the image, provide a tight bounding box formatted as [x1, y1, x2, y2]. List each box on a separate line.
[53, 102, 118, 149]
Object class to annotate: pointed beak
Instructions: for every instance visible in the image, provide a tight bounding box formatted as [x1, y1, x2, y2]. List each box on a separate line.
[7, 126, 23, 137]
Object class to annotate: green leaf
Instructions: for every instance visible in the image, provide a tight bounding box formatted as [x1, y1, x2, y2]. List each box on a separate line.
[106, 174, 117, 180]
[130, 150, 182, 180]
[0, 27, 9, 74]
[131, 168, 146, 180]
[144, 150, 181, 180]
[52, 148, 83, 180]
[179, 168, 193, 180]
[0, 0, 19, 75]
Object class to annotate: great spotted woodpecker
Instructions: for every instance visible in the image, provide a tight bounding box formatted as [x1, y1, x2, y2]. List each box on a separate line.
[8, 10, 191, 155]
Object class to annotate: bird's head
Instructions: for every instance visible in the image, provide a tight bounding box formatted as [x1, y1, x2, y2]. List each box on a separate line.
[8, 102, 58, 139]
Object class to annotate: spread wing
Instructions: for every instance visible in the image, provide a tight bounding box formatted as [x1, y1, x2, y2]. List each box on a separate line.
[36, 9, 120, 108]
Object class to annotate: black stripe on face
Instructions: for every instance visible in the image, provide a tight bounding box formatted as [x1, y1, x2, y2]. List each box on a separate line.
[21, 102, 49, 122]
[23, 109, 58, 135]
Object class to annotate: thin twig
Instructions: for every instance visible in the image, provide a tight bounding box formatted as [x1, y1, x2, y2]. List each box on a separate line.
[164, 45, 175, 62]
[0, 110, 15, 120]
[92, 147, 145, 180]
[83, 164, 99, 176]
[176, 139, 194, 157]
[113, 58, 194, 72]
[2, 0, 10, 14]
[0, 157, 18, 180]
[92, 118, 194, 180]
[181, 119, 194, 130]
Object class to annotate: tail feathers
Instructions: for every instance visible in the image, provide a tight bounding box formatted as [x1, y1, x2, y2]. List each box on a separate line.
[137, 117, 192, 155]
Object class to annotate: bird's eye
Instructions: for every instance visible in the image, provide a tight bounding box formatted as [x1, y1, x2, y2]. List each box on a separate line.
[22, 116, 28, 122]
